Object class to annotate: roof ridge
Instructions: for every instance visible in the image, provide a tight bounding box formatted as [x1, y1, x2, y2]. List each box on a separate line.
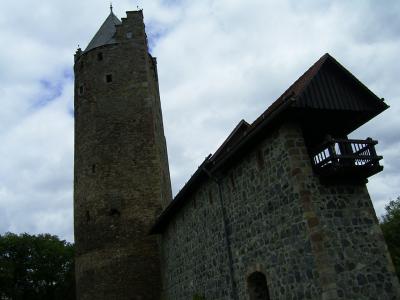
[210, 119, 250, 162]
[281, 53, 331, 101]
[251, 53, 331, 128]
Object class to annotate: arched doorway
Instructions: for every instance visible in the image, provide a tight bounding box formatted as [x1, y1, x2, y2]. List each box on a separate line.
[247, 272, 270, 300]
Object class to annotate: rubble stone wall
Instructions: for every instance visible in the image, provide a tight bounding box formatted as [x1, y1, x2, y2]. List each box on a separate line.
[160, 123, 400, 300]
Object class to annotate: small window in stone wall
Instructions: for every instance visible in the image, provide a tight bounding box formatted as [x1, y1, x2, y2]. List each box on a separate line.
[79, 85, 84, 95]
[108, 208, 120, 217]
[172, 220, 177, 232]
[97, 52, 103, 61]
[85, 210, 90, 223]
[106, 74, 113, 83]
[256, 149, 265, 170]
[247, 272, 270, 300]
[208, 190, 213, 204]
[126, 32, 133, 39]
[230, 173, 236, 190]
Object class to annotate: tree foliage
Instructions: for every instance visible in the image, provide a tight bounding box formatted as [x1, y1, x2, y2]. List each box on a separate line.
[380, 196, 400, 279]
[0, 232, 75, 300]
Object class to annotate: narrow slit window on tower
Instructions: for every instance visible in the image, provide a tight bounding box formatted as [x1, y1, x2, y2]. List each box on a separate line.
[208, 190, 213, 204]
[85, 210, 90, 223]
[106, 74, 113, 83]
[108, 208, 120, 217]
[256, 149, 265, 170]
[97, 52, 103, 61]
[79, 85, 84, 95]
[92, 164, 96, 173]
[230, 173, 236, 189]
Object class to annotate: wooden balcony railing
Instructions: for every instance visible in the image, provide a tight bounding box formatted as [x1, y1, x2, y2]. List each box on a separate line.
[311, 137, 383, 179]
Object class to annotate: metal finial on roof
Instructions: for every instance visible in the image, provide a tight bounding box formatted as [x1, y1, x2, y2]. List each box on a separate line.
[84, 7, 121, 52]
[110, 2, 113, 13]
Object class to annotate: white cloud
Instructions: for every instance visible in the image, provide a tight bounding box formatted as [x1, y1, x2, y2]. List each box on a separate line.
[0, 0, 399, 241]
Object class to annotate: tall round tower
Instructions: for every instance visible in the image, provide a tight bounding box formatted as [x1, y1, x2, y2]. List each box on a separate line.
[73, 9, 172, 299]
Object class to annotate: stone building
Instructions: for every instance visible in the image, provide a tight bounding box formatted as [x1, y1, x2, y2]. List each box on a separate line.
[150, 51, 400, 299]
[73, 8, 171, 300]
[74, 8, 400, 300]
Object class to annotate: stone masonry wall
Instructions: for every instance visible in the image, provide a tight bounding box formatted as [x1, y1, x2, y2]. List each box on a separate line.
[160, 122, 400, 299]
[74, 11, 171, 300]
[161, 123, 321, 299]
[286, 124, 400, 299]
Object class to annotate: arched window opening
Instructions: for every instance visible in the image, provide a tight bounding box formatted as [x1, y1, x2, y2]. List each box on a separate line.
[247, 272, 270, 300]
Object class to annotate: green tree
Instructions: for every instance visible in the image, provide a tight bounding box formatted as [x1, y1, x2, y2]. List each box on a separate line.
[0, 232, 75, 300]
[380, 196, 400, 279]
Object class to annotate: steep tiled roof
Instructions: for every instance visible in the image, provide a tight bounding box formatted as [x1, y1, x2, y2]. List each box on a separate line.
[85, 12, 122, 52]
[252, 53, 329, 127]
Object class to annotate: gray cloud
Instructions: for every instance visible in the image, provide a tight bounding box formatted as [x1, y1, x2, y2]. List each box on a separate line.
[0, 0, 399, 241]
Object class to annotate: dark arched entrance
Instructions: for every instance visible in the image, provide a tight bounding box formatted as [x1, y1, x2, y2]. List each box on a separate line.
[247, 272, 270, 300]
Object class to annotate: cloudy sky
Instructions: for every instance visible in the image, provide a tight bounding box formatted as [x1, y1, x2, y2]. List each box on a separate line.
[0, 0, 399, 242]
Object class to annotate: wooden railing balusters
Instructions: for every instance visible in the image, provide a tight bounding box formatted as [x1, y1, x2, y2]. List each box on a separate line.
[310, 137, 383, 178]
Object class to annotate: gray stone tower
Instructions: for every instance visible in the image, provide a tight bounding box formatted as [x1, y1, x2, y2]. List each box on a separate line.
[73, 8, 172, 299]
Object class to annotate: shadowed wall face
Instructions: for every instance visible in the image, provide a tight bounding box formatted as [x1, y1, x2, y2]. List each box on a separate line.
[74, 10, 172, 300]
[160, 123, 400, 299]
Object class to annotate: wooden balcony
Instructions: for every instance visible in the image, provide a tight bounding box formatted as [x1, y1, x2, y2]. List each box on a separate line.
[311, 137, 383, 181]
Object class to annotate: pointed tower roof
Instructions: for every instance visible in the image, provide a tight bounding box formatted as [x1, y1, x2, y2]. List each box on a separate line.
[85, 10, 122, 52]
